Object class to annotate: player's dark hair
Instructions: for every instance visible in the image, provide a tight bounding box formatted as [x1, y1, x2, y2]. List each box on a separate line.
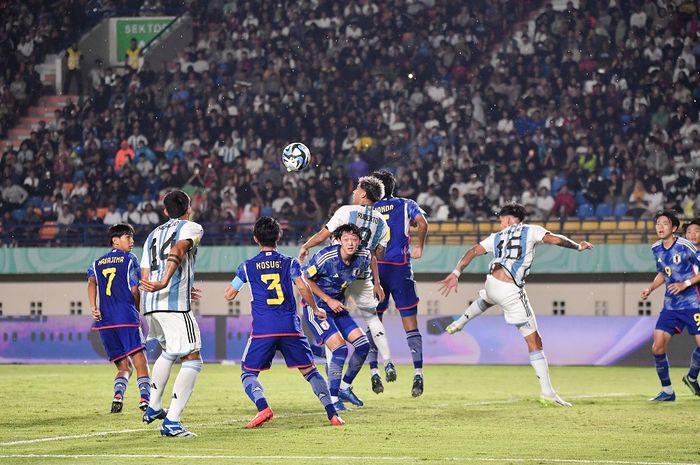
[371, 170, 396, 198]
[108, 223, 135, 246]
[254, 216, 281, 247]
[163, 190, 190, 219]
[684, 218, 700, 232]
[655, 210, 680, 230]
[497, 202, 526, 222]
[358, 176, 385, 203]
[333, 223, 362, 240]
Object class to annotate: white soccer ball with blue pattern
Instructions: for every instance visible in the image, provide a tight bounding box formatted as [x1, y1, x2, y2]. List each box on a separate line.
[282, 142, 311, 172]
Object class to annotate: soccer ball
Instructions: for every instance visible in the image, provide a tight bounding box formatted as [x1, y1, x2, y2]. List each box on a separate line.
[282, 142, 311, 172]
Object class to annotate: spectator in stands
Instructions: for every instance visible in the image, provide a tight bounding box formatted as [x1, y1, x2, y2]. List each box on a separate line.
[64, 42, 83, 95]
[551, 185, 576, 219]
[114, 140, 134, 171]
[103, 203, 122, 226]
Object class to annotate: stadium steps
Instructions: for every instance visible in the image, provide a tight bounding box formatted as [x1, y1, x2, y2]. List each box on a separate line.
[1, 94, 77, 151]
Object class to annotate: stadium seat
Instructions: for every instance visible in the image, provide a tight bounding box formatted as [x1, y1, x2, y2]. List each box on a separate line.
[457, 222, 475, 233]
[613, 203, 628, 218]
[576, 203, 594, 219]
[594, 203, 612, 218]
[427, 223, 441, 234]
[562, 219, 581, 233]
[426, 236, 444, 245]
[586, 233, 607, 244]
[599, 220, 617, 231]
[38, 221, 59, 240]
[623, 234, 644, 244]
[580, 220, 599, 232]
[607, 235, 624, 244]
[11, 208, 25, 222]
[440, 223, 457, 233]
[444, 236, 463, 245]
[617, 220, 636, 231]
[575, 191, 588, 205]
[545, 221, 562, 232]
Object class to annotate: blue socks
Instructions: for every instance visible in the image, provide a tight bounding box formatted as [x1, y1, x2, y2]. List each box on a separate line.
[406, 329, 423, 370]
[241, 371, 268, 411]
[114, 376, 128, 398]
[688, 348, 700, 380]
[328, 345, 348, 398]
[342, 336, 370, 386]
[654, 353, 672, 387]
[137, 376, 151, 401]
[304, 367, 336, 419]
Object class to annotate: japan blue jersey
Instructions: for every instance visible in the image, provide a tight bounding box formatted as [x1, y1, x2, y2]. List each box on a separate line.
[235, 250, 304, 336]
[87, 249, 140, 328]
[652, 237, 700, 311]
[375, 197, 425, 264]
[304, 245, 372, 301]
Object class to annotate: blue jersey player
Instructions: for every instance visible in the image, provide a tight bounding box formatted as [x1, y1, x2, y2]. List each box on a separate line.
[372, 170, 428, 397]
[303, 224, 373, 411]
[87, 223, 151, 414]
[641, 211, 700, 401]
[224, 216, 345, 427]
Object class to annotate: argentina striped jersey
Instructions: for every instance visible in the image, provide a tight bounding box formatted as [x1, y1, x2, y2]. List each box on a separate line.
[140, 219, 204, 314]
[325, 204, 389, 252]
[480, 223, 549, 287]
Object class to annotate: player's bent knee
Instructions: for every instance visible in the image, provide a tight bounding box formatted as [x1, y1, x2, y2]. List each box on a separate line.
[351, 335, 370, 357]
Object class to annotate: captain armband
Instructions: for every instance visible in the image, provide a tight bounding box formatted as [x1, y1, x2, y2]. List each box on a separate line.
[167, 254, 182, 266]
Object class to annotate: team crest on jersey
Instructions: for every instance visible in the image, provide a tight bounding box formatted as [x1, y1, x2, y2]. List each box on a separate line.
[673, 254, 681, 264]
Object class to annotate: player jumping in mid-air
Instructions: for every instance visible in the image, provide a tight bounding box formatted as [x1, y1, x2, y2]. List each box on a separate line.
[140, 190, 203, 437]
[438, 203, 593, 406]
[371, 170, 429, 397]
[299, 176, 395, 382]
[224, 216, 345, 427]
[87, 223, 151, 414]
[303, 224, 373, 411]
[641, 211, 700, 401]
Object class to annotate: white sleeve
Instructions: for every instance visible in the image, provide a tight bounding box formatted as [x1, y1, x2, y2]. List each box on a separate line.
[180, 221, 204, 247]
[377, 217, 389, 248]
[478, 233, 497, 253]
[325, 206, 351, 232]
[529, 224, 549, 243]
[140, 237, 151, 268]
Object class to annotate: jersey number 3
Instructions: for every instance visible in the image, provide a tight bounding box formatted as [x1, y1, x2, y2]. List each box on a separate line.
[261, 273, 284, 305]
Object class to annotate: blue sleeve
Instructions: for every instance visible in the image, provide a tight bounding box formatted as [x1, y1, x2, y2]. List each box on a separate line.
[290, 258, 302, 280]
[128, 256, 140, 287]
[230, 276, 245, 290]
[406, 199, 425, 220]
[86, 263, 95, 279]
[653, 249, 663, 273]
[235, 262, 248, 283]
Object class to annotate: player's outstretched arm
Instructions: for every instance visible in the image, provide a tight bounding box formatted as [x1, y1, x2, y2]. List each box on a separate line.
[542, 233, 593, 251]
[87, 276, 101, 321]
[298, 227, 332, 263]
[140, 239, 192, 292]
[438, 243, 487, 296]
[641, 272, 665, 300]
[294, 276, 326, 320]
[410, 214, 428, 259]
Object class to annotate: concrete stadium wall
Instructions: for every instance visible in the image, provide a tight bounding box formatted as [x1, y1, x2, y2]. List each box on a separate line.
[0, 279, 664, 318]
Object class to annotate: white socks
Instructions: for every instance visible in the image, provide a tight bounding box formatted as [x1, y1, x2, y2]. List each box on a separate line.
[166, 359, 203, 422]
[149, 352, 176, 411]
[529, 350, 555, 397]
[365, 313, 391, 363]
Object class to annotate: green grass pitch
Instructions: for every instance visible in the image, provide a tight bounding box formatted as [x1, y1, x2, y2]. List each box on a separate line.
[1, 364, 699, 465]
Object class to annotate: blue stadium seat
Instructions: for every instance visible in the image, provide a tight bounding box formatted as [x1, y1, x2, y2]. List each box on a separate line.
[575, 191, 587, 205]
[11, 208, 26, 222]
[27, 196, 42, 207]
[614, 202, 628, 218]
[595, 203, 612, 218]
[577, 203, 595, 219]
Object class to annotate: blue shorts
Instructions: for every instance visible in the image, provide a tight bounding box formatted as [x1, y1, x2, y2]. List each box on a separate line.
[656, 309, 700, 336]
[303, 303, 360, 344]
[241, 335, 315, 372]
[96, 325, 145, 362]
[377, 263, 419, 316]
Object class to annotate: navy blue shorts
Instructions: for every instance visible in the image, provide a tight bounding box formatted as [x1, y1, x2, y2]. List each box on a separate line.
[377, 263, 419, 316]
[303, 304, 360, 344]
[656, 309, 700, 336]
[97, 325, 145, 362]
[241, 335, 315, 372]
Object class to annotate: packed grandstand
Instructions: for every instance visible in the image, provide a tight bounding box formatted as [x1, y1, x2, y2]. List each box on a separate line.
[1, 0, 699, 246]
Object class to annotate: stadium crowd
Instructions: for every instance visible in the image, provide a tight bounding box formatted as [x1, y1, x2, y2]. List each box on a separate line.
[2, 0, 700, 246]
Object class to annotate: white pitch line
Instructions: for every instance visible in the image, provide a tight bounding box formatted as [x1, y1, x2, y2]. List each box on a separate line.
[0, 393, 635, 447]
[0, 454, 696, 465]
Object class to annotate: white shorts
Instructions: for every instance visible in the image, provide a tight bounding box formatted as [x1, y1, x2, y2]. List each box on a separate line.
[483, 275, 538, 336]
[346, 277, 378, 315]
[145, 312, 201, 356]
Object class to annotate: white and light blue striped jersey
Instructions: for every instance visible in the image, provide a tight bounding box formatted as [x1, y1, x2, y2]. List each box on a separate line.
[479, 223, 549, 287]
[325, 205, 389, 252]
[140, 219, 203, 314]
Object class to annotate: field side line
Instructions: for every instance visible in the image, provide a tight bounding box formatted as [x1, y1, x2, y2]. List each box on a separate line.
[0, 392, 634, 447]
[0, 454, 696, 465]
